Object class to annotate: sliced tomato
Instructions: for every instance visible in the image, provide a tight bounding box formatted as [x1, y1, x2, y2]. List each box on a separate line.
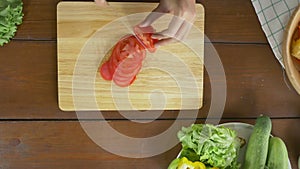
[100, 35, 146, 87]
[115, 62, 142, 78]
[113, 75, 137, 87]
[134, 26, 157, 53]
[99, 26, 158, 87]
[113, 61, 142, 86]
[100, 62, 112, 80]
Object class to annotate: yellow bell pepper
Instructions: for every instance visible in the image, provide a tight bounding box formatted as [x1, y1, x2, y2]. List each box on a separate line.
[292, 39, 300, 60]
[177, 157, 206, 169]
[168, 157, 220, 169]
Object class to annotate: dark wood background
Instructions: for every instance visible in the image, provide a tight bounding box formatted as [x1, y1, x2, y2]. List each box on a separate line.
[0, 0, 299, 168]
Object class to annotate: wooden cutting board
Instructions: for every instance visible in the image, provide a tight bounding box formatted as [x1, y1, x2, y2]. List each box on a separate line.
[57, 2, 204, 111]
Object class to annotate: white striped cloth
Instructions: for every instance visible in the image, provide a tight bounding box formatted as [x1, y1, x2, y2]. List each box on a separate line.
[251, 0, 300, 68]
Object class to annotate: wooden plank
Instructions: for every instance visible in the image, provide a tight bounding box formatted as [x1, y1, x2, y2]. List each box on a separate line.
[214, 43, 300, 118]
[15, 21, 57, 41]
[57, 2, 204, 111]
[0, 41, 300, 118]
[0, 41, 67, 119]
[202, 0, 267, 43]
[11, 0, 267, 43]
[0, 119, 298, 168]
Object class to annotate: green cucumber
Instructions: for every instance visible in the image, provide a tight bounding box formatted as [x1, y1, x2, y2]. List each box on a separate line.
[243, 115, 272, 169]
[266, 137, 289, 169]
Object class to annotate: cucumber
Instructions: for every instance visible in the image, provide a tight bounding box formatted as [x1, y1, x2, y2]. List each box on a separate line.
[243, 115, 272, 169]
[266, 137, 289, 169]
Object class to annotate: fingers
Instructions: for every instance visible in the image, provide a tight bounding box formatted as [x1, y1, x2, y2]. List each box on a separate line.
[153, 17, 193, 46]
[155, 38, 177, 47]
[139, 0, 196, 47]
[151, 33, 165, 40]
[94, 0, 108, 6]
[159, 16, 185, 37]
[175, 20, 193, 40]
[139, 6, 164, 27]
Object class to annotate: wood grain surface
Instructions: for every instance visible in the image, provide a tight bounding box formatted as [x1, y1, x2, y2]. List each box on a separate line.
[57, 2, 204, 111]
[1, 42, 299, 119]
[0, 0, 299, 168]
[13, 0, 266, 43]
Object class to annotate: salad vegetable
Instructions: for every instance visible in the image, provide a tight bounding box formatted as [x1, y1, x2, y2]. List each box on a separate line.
[168, 157, 206, 169]
[0, 0, 23, 46]
[169, 124, 242, 169]
[291, 22, 300, 68]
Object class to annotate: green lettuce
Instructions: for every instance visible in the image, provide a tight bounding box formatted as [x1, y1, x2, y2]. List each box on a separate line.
[0, 0, 23, 46]
[177, 124, 241, 169]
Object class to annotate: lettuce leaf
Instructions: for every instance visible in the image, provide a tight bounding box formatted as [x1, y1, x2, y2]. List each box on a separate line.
[0, 0, 23, 46]
[177, 124, 241, 169]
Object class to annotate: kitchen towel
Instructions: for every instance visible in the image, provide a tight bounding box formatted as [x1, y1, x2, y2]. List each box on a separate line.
[251, 0, 300, 68]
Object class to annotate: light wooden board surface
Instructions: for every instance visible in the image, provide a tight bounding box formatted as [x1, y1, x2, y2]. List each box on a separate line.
[57, 2, 204, 111]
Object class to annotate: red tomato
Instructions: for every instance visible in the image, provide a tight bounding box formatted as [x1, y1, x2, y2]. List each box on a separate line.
[134, 26, 158, 53]
[100, 62, 112, 80]
[99, 26, 157, 87]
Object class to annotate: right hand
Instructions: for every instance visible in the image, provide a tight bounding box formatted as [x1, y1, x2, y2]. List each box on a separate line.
[139, 0, 196, 47]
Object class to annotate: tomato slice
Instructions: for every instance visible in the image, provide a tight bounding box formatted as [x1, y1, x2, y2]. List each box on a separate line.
[134, 26, 157, 53]
[99, 26, 158, 87]
[100, 62, 112, 80]
[113, 60, 142, 87]
[113, 75, 137, 87]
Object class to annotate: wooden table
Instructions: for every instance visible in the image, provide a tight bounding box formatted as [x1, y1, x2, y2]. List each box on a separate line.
[0, 0, 299, 168]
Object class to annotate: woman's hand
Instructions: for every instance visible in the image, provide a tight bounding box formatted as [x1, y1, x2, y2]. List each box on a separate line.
[94, 0, 108, 6]
[139, 0, 196, 47]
